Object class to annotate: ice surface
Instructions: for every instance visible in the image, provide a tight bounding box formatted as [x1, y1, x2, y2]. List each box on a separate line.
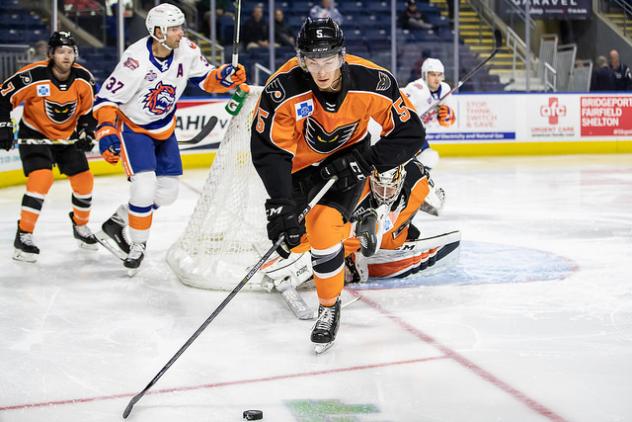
[1, 155, 631, 421]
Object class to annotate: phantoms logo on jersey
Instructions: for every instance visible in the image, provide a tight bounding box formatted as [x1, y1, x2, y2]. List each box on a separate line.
[44, 99, 77, 124]
[304, 117, 358, 154]
[143, 81, 177, 115]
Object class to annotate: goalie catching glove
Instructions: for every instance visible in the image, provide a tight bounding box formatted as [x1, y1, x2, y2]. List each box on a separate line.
[265, 198, 305, 259]
[320, 149, 372, 191]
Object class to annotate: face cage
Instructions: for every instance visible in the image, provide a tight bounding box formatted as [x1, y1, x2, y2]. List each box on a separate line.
[370, 172, 405, 206]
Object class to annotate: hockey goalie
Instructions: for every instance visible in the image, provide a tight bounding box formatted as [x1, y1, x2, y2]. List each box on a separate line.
[259, 158, 461, 299]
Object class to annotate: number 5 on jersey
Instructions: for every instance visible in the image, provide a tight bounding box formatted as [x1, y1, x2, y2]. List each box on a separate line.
[393, 97, 411, 122]
[255, 107, 269, 134]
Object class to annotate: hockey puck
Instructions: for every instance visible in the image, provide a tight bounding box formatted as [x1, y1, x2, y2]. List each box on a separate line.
[243, 409, 263, 420]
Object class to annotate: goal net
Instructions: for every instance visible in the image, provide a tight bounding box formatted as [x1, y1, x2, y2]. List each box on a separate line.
[167, 86, 272, 291]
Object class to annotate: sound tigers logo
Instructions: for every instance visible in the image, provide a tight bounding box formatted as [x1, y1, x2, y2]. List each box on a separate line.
[143, 81, 177, 116]
[304, 117, 358, 154]
[44, 99, 77, 124]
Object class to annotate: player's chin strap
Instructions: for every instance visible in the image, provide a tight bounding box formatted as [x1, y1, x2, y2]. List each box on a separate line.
[151, 29, 173, 51]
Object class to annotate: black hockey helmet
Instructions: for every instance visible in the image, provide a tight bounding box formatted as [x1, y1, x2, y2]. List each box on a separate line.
[296, 17, 345, 59]
[48, 31, 78, 56]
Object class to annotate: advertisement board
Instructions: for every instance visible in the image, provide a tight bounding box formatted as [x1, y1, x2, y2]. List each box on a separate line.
[427, 92, 632, 144]
[503, 0, 591, 20]
[2, 92, 631, 181]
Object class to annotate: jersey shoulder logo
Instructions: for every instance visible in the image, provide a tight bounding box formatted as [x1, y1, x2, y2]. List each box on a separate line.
[304, 117, 358, 154]
[44, 99, 77, 124]
[123, 57, 140, 70]
[143, 81, 177, 115]
[265, 78, 286, 103]
[20, 71, 32, 85]
[376, 71, 391, 91]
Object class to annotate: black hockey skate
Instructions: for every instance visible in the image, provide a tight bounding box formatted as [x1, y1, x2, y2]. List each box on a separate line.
[94, 213, 130, 260]
[13, 222, 40, 263]
[124, 241, 146, 276]
[69, 212, 98, 250]
[311, 298, 341, 354]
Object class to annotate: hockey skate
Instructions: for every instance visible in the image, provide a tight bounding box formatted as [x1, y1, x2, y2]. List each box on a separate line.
[13, 222, 40, 263]
[69, 212, 98, 250]
[311, 298, 341, 354]
[124, 241, 146, 277]
[94, 212, 130, 261]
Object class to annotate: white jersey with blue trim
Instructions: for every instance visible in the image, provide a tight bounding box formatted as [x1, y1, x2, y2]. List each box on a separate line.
[94, 36, 213, 136]
[403, 78, 455, 130]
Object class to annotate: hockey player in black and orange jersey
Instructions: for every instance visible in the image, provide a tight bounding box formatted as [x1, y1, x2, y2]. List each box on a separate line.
[0, 31, 98, 262]
[251, 17, 426, 353]
[344, 160, 459, 282]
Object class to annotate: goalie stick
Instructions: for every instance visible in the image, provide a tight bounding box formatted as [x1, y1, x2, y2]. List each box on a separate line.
[122, 176, 338, 419]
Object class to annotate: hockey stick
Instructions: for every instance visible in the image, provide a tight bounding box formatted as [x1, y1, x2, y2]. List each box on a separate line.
[232, 0, 241, 67]
[18, 138, 78, 145]
[122, 176, 338, 419]
[178, 116, 218, 145]
[418, 29, 503, 119]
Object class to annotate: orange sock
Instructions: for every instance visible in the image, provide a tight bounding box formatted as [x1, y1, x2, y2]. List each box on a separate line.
[19, 169, 54, 233]
[306, 205, 352, 306]
[68, 170, 94, 225]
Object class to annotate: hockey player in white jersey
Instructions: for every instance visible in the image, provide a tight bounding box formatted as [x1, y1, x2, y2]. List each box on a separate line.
[404, 58, 456, 131]
[93, 3, 246, 273]
[402, 57, 453, 215]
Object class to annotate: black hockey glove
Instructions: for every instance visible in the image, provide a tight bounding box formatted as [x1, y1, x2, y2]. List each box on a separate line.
[0, 121, 14, 151]
[265, 198, 305, 259]
[320, 149, 372, 191]
[75, 125, 96, 152]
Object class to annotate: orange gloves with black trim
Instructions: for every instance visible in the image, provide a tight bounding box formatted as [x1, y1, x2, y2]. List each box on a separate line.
[205, 64, 247, 92]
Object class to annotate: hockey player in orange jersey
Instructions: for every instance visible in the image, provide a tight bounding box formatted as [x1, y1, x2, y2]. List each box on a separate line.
[251, 17, 426, 353]
[344, 161, 460, 282]
[0, 32, 98, 262]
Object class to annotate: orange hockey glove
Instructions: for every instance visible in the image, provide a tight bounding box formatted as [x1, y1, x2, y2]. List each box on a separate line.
[206, 64, 247, 92]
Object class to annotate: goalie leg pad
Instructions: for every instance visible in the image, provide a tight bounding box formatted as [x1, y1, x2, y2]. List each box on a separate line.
[365, 231, 462, 279]
[261, 252, 313, 291]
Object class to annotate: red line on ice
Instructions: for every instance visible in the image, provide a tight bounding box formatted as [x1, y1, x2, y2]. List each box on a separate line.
[348, 290, 569, 422]
[0, 355, 446, 412]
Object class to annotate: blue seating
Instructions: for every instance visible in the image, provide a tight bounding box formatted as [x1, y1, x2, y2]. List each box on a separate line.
[291, 1, 312, 13]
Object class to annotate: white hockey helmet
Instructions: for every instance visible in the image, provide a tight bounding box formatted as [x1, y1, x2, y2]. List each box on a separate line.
[421, 58, 444, 81]
[370, 165, 407, 206]
[146, 3, 185, 44]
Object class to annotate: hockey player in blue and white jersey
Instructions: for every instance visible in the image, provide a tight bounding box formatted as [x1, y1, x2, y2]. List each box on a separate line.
[93, 3, 246, 273]
[403, 58, 456, 131]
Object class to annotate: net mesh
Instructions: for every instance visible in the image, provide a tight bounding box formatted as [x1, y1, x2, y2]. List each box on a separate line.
[167, 86, 271, 290]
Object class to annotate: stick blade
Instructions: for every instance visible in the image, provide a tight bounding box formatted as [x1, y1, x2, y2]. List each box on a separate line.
[493, 29, 503, 49]
[122, 394, 140, 419]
